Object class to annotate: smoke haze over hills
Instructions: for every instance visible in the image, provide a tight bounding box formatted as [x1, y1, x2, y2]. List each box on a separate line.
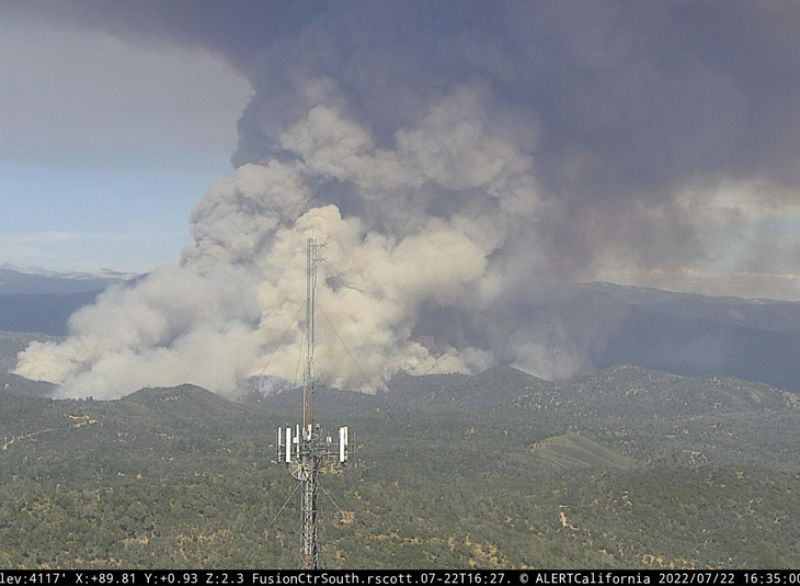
[8, 1, 800, 398]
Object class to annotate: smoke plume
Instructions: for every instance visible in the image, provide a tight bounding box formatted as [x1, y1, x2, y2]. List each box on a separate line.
[11, 1, 800, 398]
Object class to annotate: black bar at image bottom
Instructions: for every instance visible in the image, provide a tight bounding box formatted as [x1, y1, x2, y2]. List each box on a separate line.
[0, 570, 799, 586]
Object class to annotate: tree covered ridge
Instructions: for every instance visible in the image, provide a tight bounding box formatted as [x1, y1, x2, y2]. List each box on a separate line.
[1, 364, 799, 568]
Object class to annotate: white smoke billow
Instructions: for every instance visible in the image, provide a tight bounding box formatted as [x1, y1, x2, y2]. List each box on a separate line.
[15, 84, 542, 399]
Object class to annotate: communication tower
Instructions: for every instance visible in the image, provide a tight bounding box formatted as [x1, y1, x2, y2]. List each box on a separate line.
[275, 238, 352, 570]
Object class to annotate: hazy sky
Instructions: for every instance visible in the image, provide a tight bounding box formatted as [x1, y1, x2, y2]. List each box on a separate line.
[2, 1, 800, 300]
[0, 12, 251, 271]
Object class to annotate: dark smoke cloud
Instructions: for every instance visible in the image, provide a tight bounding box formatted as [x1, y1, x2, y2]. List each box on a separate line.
[7, 1, 799, 247]
[1, 0, 323, 72]
[10, 1, 800, 396]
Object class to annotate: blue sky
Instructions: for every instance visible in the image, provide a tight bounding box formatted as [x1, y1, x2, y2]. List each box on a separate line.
[0, 16, 251, 272]
[0, 162, 233, 271]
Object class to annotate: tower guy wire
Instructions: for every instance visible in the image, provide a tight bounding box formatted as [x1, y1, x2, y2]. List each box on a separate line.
[257, 301, 306, 396]
[316, 301, 376, 393]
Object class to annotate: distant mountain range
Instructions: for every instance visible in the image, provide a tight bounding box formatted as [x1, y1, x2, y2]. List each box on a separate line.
[479, 282, 800, 392]
[0, 263, 141, 336]
[568, 283, 800, 392]
[0, 263, 138, 294]
[3, 261, 800, 392]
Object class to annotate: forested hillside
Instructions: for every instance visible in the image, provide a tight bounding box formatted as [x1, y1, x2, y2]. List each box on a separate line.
[2, 365, 800, 569]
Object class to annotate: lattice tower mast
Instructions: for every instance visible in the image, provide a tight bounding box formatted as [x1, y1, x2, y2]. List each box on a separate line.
[275, 238, 351, 570]
[301, 238, 319, 570]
